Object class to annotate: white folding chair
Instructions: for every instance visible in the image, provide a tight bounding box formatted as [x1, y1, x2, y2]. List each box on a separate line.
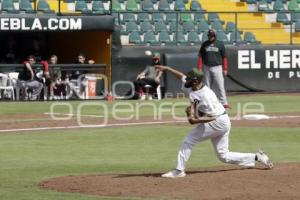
[0, 73, 15, 100]
[144, 84, 162, 100]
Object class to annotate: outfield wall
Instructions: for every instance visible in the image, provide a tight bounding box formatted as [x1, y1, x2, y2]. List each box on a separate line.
[112, 45, 300, 96]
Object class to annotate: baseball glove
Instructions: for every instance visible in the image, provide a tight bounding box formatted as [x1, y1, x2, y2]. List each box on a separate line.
[186, 105, 205, 119]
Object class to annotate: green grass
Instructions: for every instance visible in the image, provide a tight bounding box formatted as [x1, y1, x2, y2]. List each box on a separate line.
[0, 125, 300, 200]
[0, 94, 299, 119]
[0, 94, 300, 200]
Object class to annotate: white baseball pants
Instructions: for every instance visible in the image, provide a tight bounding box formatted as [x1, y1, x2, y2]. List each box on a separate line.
[203, 65, 228, 105]
[176, 114, 256, 171]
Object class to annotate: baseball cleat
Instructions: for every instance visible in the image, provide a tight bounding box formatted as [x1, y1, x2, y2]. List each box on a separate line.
[161, 169, 186, 178]
[256, 150, 274, 169]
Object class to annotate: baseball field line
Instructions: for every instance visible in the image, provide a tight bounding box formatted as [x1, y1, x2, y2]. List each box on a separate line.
[0, 113, 104, 123]
[1, 113, 300, 133]
[0, 120, 186, 133]
[43, 112, 104, 118]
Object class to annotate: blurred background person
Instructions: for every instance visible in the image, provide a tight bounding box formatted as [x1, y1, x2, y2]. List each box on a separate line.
[67, 53, 95, 99]
[132, 52, 163, 100]
[48, 55, 68, 100]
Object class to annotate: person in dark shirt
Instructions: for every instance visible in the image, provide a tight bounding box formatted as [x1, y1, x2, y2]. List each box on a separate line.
[77, 53, 95, 64]
[19, 55, 36, 81]
[17, 55, 43, 100]
[198, 29, 229, 108]
[70, 53, 94, 80]
[68, 53, 94, 99]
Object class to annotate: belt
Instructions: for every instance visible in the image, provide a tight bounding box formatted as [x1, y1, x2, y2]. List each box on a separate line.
[221, 111, 227, 115]
[204, 65, 222, 68]
[216, 111, 227, 118]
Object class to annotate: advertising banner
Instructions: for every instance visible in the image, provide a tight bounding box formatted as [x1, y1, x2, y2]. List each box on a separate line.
[0, 15, 114, 32]
[227, 45, 300, 91]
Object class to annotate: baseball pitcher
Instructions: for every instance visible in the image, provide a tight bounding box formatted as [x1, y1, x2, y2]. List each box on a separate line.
[155, 65, 273, 178]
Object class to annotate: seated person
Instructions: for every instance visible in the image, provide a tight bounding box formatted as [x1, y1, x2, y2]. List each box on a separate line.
[47, 55, 68, 100]
[17, 55, 43, 100]
[133, 52, 163, 99]
[70, 53, 94, 79]
[68, 53, 94, 99]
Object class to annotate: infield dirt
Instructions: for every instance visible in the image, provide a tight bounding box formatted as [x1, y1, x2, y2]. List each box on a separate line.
[39, 163, 300, 200]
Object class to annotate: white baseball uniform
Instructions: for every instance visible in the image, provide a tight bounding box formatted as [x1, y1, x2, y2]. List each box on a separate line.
[176, 76, 256, 171]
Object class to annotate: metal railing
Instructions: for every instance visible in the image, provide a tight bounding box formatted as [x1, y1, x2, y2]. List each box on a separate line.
[0, 63, 106, 73]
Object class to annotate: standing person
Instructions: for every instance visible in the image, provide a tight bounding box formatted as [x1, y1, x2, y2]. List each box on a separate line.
[133, 52, 163, 100]
[155, 65, 273, 178]
[198, 29, 229, 108]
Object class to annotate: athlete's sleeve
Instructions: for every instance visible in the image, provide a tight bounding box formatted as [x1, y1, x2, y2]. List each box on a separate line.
[220, 43, 228, 72]
[181, 75, 190, 93]
[198, 45, 204, 71]
[143, 66, 150, 75]
[189, 93, 195, 104]
[197, 57, 203, 71]
[40, 60, 49, 72]
[223, 57, 228, 72]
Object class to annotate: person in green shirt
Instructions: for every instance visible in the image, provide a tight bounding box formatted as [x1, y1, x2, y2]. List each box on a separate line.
[198, 29, 229, 108]
[133, 52, 163, 100]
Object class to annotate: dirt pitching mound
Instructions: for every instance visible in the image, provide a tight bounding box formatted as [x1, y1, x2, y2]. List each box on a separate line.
[39, 164, 300, 200]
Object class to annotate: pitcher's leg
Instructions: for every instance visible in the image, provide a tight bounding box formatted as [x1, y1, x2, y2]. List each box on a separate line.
[211, 131, 256, 167]
[176, 125, 206, 171]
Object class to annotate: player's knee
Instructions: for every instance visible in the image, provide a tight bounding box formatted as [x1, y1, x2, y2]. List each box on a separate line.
[181, 140, 195, 149]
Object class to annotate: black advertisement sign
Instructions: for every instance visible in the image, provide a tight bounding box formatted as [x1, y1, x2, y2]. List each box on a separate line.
[227, 45, 300, 91]
[112, 45, 300, 94]
[0, 15, 114, 32]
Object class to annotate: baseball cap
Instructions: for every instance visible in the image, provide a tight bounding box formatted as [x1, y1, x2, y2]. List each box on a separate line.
[186, 68, 203, 81]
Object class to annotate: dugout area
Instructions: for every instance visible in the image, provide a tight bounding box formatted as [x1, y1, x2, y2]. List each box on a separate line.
[0, 15, 114, 87]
